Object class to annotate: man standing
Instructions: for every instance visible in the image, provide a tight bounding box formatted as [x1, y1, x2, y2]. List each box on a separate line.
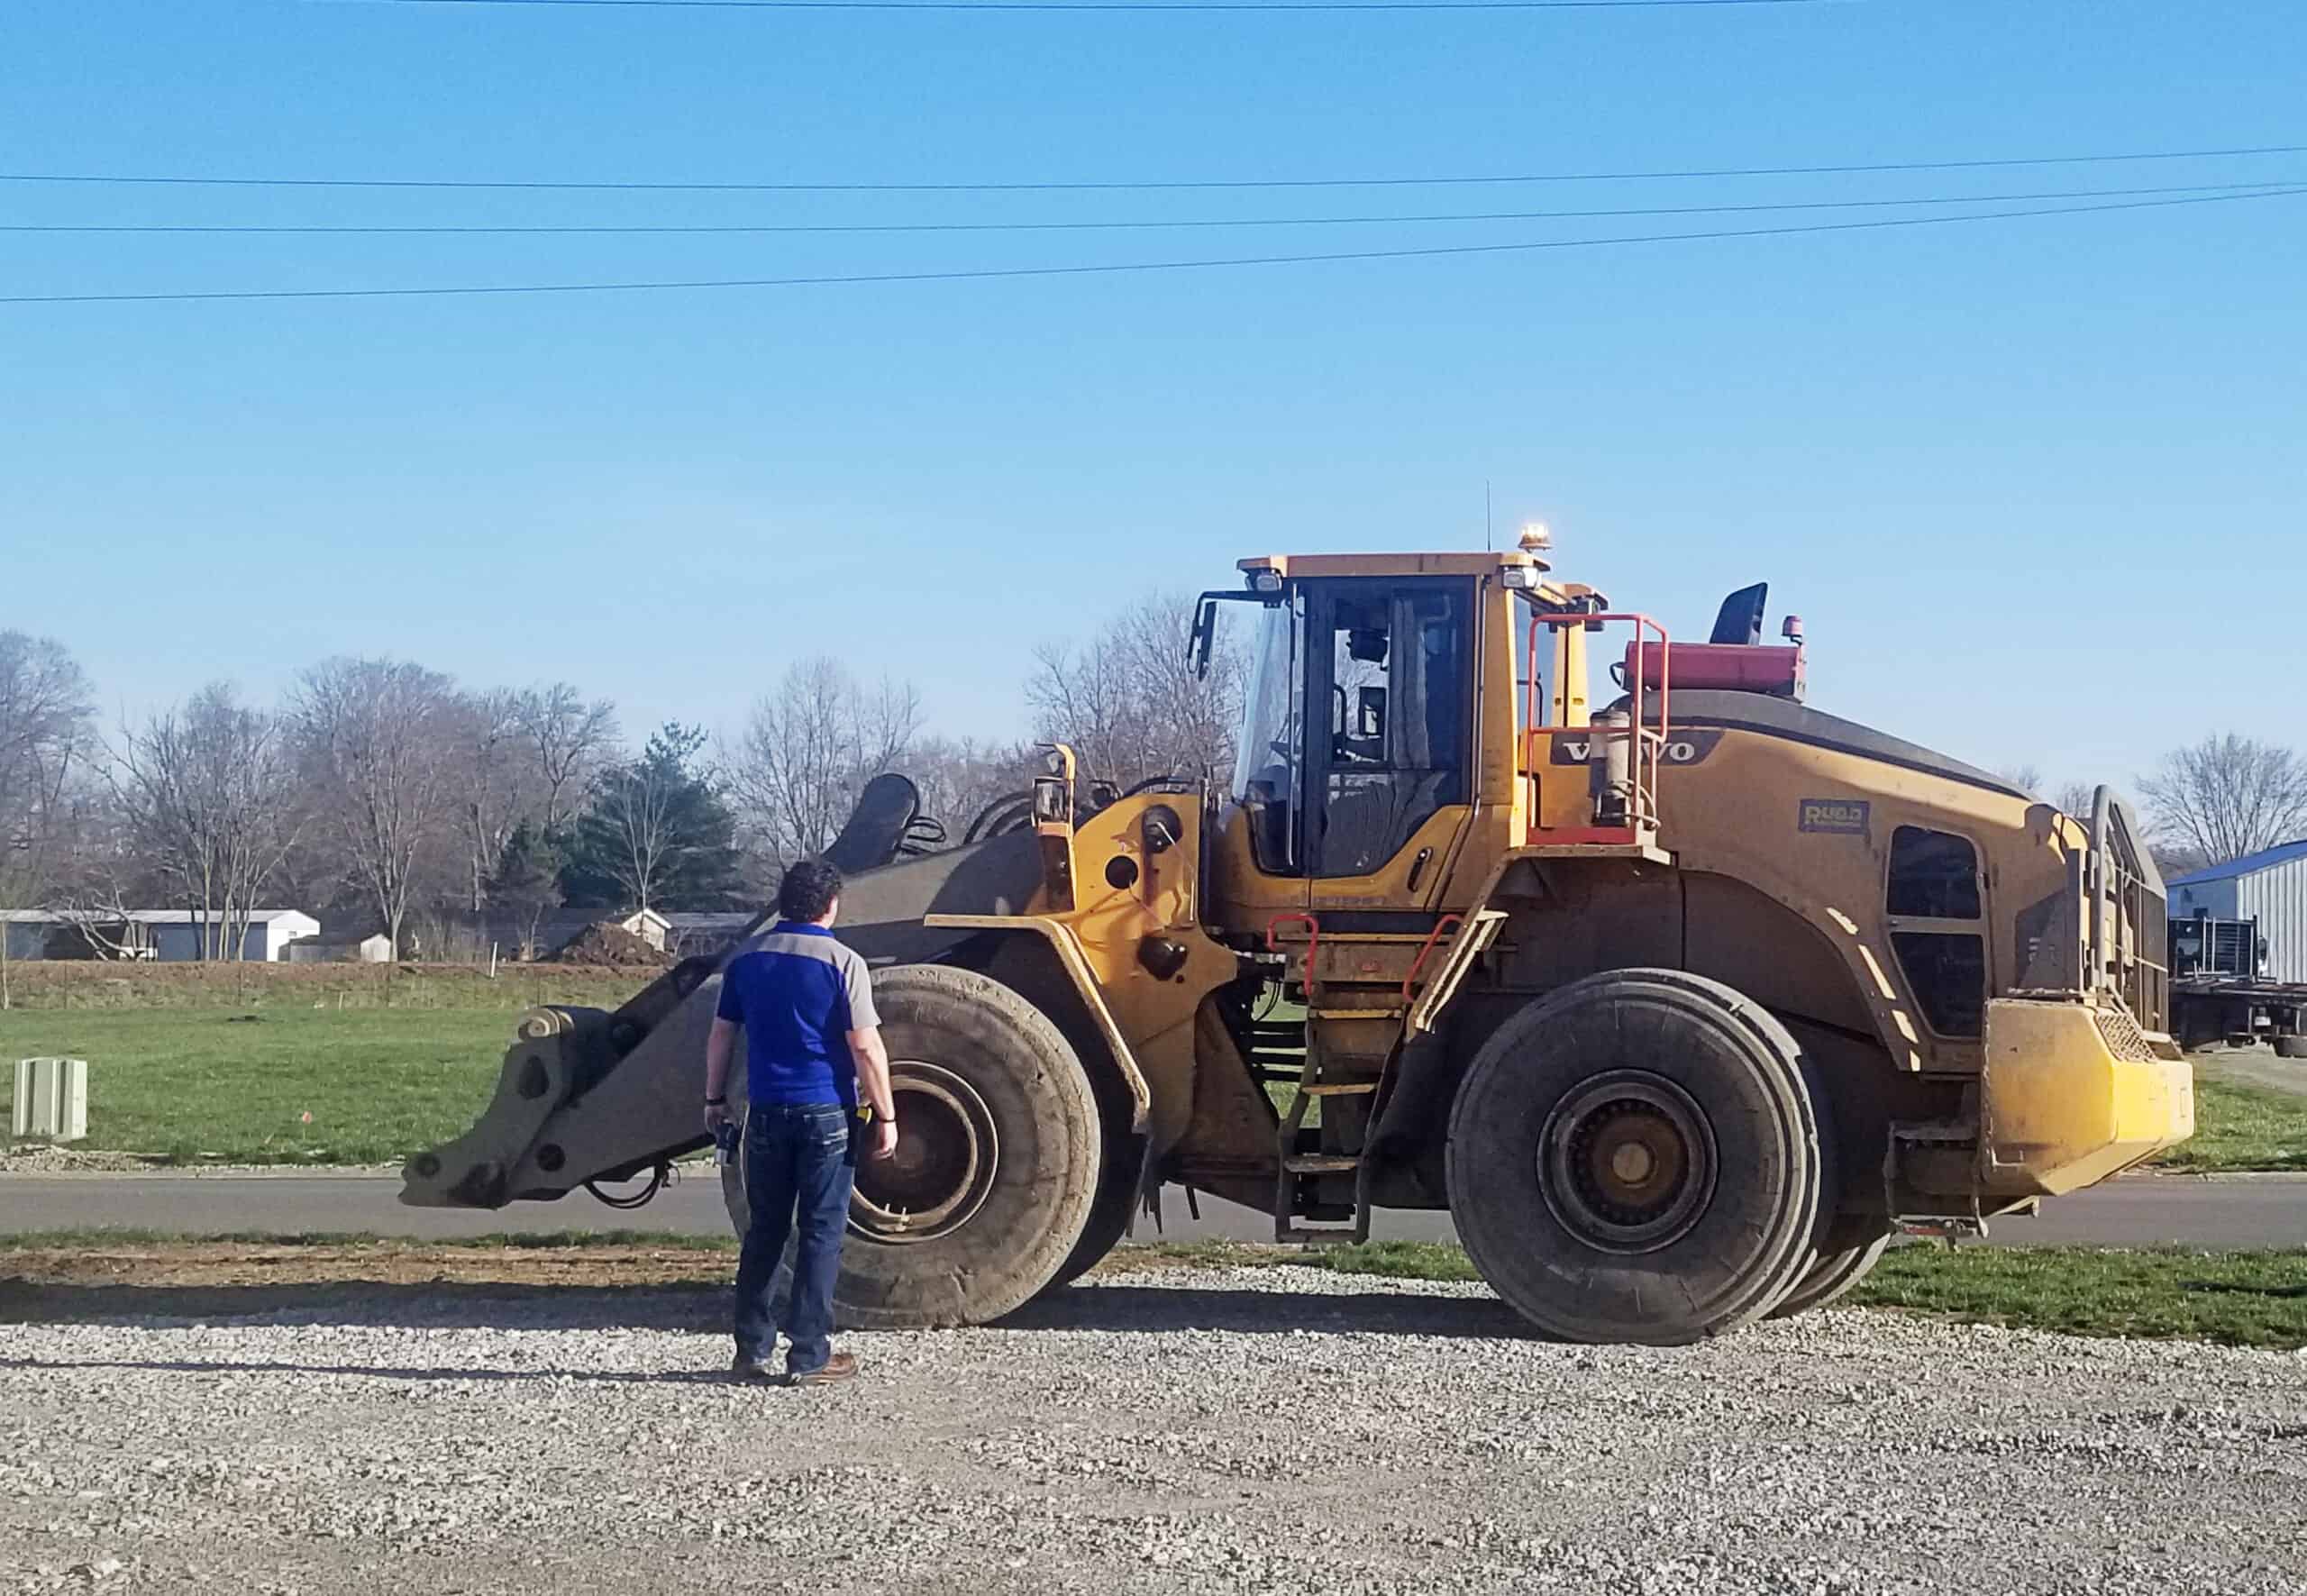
[704, 859, 898, 1386]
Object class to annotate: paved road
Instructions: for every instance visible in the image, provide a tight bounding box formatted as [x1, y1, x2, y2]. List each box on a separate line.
[3, 1169, 2302, 1248]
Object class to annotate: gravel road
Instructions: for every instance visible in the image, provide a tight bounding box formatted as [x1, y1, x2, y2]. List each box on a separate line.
[5, 1264, 2305, 1596]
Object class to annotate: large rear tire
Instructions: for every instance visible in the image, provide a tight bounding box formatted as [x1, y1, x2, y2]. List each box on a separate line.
[1445, 969, 1826, 1346]
[1767, 1224, 1893, 1320]
[721, 962, 1102, 1328]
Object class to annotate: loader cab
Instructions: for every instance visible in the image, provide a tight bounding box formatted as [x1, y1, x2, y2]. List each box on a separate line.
[1226, 567, 1476, 904]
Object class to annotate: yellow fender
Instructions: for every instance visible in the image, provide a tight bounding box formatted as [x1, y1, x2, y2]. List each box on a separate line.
[923, 913, 1152, 1134]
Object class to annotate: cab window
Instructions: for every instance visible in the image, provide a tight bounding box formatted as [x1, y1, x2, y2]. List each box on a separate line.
[1888, 825, 1982, 918]
[1311, 581, 1473, 879]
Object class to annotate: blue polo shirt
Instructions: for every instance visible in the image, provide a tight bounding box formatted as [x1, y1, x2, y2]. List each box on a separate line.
[715, 923, 882, 1108]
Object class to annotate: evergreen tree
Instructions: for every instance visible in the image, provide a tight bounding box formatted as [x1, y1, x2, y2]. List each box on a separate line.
[488, 820, 564, 959]
[561, 724, 743, 912]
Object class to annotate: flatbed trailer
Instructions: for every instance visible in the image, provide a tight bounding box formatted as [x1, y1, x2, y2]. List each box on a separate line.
[2169, 975, 2307, 1053]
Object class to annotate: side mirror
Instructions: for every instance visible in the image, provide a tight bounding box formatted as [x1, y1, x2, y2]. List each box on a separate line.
[1190, 587, 1279, 679]
[1190, 597, 1218, 680]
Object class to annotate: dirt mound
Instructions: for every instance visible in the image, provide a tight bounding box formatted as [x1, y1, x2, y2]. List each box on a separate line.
[0, 961, 649, 1012]
[553, 921, 672, 969]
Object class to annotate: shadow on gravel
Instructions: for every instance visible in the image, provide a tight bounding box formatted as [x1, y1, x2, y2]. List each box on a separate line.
[0, 1280, 724, 1332]
[0, 1353, 740, 1387]
[3, 1278, 1529, 1340]
[998, 1285, 1530, 1339]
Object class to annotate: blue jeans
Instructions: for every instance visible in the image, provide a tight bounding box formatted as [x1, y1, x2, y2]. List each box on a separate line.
[734, 1102, 855, 1374]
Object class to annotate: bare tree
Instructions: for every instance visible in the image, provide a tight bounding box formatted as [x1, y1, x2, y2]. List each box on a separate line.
[47, 793, 155, 960]
[727, 659, 923, 865]
[2054, 780, 2099, 821]
[1026, 593, 1246, 789]
[587, 753, 681, 913]
[112, 683, 305, 960]
[2139, 734, 2307, 868]
[454, 689, 536, 917]
[289, 658, 464, 958]
[1997, 767, 2104, 821]
[517, 683, 619, 834]
[907, 735, 1042, 840]
[1026, 633, 1135, 786]
[0, 633, 95, 846]
[0, 633, 96, 1005]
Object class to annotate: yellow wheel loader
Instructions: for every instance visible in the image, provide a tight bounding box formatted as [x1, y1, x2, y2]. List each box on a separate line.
[406, 534, 2191, 1345]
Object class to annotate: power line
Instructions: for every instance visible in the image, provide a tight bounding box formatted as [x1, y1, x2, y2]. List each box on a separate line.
[7, 185, 2302, 306]
[5, 179, 2296, 235]
[337, 0, 1844, 12]
[4, 142, 2303, 195]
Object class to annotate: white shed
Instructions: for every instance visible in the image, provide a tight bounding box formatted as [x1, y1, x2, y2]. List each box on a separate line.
[618, 908, 673, 951]
[132, 909, 322, 962]
[0, 908, 321, 962]
[286, 932, 396, 964]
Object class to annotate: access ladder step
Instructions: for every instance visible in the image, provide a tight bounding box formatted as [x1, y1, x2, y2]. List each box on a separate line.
[1276, 1225, 1363, 1244]
[1301, 1082, 1379, 1098]
[1311, 1007, 1408, 1021]
[1282, 1154, 1361, 1173]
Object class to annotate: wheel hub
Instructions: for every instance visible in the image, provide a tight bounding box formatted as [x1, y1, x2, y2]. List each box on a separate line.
[850, 1062, 999, 1244]
[1538, 1071, 1718, 1254]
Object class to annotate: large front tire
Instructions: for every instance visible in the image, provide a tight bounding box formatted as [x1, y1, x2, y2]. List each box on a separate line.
[1047, 1162, 1138, 1290]
[721, 962, 1102, 1328]
[1445, 969, 1826, 1346]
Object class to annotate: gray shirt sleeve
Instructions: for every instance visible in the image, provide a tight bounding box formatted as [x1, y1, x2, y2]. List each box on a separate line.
[842, 952, 881, 1033]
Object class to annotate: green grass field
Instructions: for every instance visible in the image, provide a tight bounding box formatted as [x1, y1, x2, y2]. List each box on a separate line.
[2154, 1076, 2307, 1172]
[0, 1008, 508, 1164]
[1851, 1244, 2307, 1346]
[1131, 1236, 2307, 1348]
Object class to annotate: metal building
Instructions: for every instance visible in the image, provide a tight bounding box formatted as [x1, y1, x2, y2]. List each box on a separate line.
[2166, 840, 2307, 983]
[0, 908, 321, 963]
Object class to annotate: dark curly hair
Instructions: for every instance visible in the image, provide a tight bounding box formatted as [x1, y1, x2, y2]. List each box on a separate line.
[777, 858, 843, 924]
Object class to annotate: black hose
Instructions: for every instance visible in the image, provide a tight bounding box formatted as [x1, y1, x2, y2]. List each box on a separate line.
[898, 815, 950, 856]
[585, 1162, 672, 1209]
[963, 791, 1036, 844]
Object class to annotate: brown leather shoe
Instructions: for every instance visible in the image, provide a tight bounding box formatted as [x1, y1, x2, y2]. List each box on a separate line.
[787, 1351, 859, 1387]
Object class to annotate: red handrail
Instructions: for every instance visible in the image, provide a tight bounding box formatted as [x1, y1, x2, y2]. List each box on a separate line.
[1525, 610, 1672, 833]
[1401, 913, 1464, 1007]
[1265, 912, 1321, 1002]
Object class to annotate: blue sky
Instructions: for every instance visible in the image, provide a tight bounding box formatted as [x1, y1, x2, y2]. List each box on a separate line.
[3, 0, 2302, 795]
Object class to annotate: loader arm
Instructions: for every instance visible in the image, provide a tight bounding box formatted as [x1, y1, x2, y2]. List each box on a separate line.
[402, 826, 1044, 1208]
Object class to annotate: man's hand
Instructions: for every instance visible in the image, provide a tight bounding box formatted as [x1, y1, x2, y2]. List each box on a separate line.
[705, 1099, 732, 1137]
[871, 1117, 899, 1161]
